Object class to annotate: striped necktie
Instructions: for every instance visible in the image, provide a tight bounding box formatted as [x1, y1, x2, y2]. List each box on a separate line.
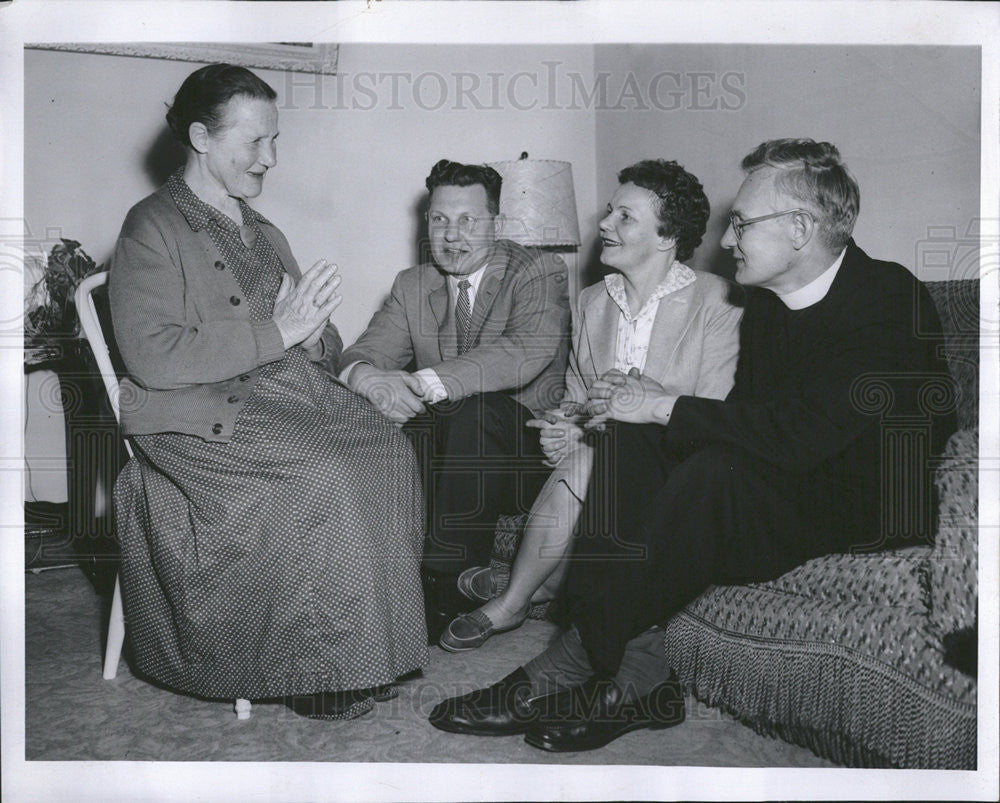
[456, 279, 472, 354]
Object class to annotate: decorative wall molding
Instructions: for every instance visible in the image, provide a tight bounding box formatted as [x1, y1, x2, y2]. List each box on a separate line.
[28, 42, 339, 74]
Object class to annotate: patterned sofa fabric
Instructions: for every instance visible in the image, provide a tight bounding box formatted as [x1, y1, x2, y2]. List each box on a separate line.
[929, 426, 979, 638]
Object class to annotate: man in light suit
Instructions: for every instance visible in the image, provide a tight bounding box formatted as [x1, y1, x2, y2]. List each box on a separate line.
[340, 159, 571, 641]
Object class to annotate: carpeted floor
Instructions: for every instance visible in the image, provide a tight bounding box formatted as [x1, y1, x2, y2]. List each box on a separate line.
[25, 566, 835, 766]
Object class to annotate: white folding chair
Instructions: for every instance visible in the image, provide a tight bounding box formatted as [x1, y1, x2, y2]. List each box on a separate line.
[75, 272, 251, 720]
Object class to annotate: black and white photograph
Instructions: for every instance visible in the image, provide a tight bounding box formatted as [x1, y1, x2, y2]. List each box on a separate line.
[2, 2, 997, 801]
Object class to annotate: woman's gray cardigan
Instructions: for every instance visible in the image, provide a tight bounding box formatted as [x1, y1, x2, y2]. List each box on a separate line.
[109, 184, 343, 443]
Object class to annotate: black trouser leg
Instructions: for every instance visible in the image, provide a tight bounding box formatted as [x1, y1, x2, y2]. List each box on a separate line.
[565, 423, 818, 677]
[406, 392, 548, 575]
[404, 392, 548, 642]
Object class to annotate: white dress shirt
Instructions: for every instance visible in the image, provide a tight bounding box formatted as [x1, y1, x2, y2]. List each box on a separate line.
[604, 261, 696, 374]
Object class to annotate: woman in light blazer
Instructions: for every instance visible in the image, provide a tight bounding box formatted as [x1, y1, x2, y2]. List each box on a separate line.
[439, 159, 743, 651]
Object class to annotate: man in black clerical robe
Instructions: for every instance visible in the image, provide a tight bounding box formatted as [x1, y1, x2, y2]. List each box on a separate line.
[428, 139, 956, 753]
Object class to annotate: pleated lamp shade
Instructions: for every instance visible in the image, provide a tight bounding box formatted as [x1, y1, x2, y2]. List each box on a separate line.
[488, 157, 581, 247]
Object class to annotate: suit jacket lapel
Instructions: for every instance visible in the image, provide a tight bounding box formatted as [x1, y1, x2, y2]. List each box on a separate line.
[466, 243, 507, 347]
[427, 270, 451, 360]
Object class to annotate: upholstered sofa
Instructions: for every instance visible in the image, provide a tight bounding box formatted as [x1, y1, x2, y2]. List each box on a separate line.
[491, 278, 979, 768]
[665, 279, 979, 768]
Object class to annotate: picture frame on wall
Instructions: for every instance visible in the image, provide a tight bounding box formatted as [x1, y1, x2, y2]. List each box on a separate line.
[29, 42, 339, 74]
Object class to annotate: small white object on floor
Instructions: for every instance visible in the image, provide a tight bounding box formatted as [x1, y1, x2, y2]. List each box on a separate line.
[235, 698, 252, 720]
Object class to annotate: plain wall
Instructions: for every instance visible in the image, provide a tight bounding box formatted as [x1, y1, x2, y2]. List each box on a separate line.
[592, 44, 981, 283]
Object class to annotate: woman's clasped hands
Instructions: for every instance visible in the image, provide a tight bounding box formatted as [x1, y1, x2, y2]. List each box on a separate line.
[273, 259, 342, 354]
[527, 401, 588, 467]
[583, 367, 677, 429]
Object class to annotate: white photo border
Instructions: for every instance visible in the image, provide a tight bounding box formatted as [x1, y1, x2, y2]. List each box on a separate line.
[2, 2, 997, 802]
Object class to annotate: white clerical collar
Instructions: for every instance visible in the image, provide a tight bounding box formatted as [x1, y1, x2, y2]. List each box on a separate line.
[777, 248, 847, 310]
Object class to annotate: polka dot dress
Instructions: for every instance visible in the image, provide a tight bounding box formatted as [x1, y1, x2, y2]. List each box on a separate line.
[113, 175, 427, 700]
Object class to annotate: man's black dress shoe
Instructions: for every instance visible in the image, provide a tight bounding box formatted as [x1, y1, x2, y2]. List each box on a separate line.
[523, 672, 685, 752]
[428, 667, 570, 736]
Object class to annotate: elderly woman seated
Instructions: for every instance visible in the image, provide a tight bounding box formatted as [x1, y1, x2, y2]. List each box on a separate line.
[438, 159, 742, 651]
[109, 64, 426, 720]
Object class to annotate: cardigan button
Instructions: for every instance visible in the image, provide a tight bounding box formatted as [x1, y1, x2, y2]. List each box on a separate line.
[230, 296, 241, 306]
[214, 260, 226, 270]
[227, 395, 240, 403]
[212, 423, 223, 434]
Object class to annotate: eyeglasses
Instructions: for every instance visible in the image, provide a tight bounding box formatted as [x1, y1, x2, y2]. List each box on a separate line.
[425, 212, 490, 233]
[728, 208, 813, 243]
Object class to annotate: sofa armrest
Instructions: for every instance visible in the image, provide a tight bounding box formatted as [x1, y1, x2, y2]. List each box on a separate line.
[928, 427, 978, 635]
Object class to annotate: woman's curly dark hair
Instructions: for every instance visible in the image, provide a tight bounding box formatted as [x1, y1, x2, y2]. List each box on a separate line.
[617, 159, 710, 263]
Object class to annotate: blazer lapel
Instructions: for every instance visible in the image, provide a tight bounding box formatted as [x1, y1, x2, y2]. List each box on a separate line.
[643, 287, 695, 386]
[582, 290, 618, 379]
